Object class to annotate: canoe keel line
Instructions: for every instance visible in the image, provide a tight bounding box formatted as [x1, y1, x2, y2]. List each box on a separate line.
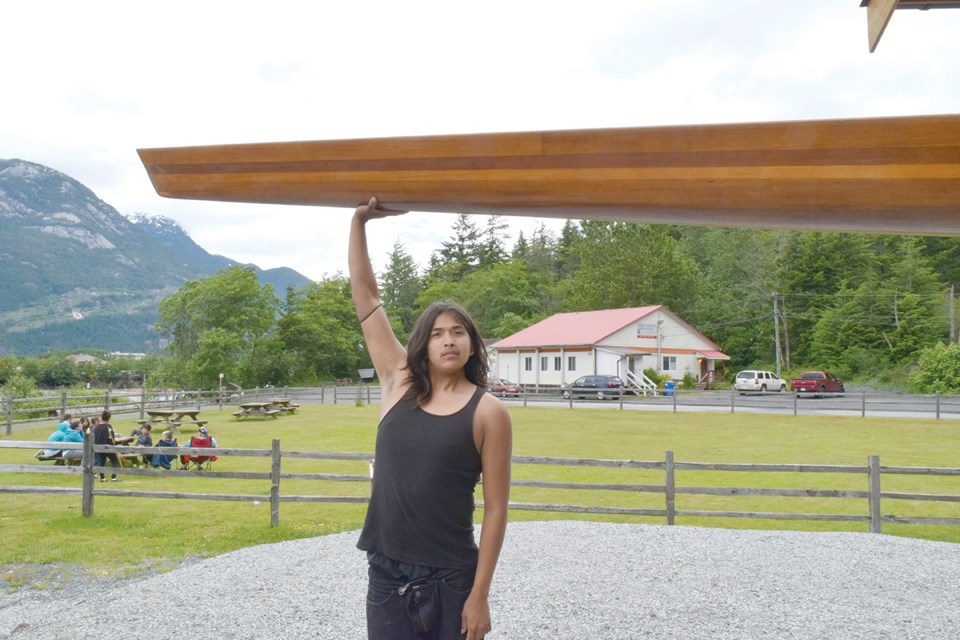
[138, 114, 960, 235]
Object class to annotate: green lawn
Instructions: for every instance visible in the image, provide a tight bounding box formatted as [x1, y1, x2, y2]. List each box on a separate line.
[2, 404, 958, 581]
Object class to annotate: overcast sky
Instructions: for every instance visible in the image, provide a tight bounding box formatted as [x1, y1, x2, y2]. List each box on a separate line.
[3, 1, 959, 281]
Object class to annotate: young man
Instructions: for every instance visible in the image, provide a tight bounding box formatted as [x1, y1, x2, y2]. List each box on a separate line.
[349, 197, 512, 640]
[92, 410, 119, 482]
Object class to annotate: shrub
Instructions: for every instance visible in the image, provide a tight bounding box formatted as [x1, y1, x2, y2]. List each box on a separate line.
[909, 342, 960, 394]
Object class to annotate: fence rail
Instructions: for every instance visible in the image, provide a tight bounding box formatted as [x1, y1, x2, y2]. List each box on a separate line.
[1, 385, 385, 435]
[8, 385, 960, 436]
[2, 440, 958, 534]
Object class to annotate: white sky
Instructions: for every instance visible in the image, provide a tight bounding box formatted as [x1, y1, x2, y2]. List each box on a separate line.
[3, 1, 959, 281]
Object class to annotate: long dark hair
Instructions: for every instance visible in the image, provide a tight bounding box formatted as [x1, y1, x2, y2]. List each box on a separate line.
[404, 301, 488, 406]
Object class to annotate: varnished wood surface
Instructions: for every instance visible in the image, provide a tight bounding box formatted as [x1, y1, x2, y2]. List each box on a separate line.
[138, 114, 960, 235]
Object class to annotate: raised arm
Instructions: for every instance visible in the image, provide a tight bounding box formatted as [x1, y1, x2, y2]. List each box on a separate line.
[349, 197, 409, 400]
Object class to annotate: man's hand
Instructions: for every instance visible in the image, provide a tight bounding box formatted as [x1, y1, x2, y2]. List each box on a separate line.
[461, 591, 492, 640]
[354, 196, 407, 222]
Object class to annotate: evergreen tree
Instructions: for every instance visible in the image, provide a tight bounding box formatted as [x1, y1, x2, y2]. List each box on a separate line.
[379, 239, 424, 337]
[562, 221, 699, 313]
[511, 230, 529, 261]
[777, 232, 877, 363]
[427, 214, 482, 282]
[477, 216, 509, 269]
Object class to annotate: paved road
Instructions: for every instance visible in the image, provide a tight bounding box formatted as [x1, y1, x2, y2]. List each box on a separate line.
[496, 389, 960, 420]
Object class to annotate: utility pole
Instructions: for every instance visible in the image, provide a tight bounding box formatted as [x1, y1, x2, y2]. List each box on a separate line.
[782, 298, 791, 370]
[656, 319, 664, 373]
[773, 293, 783, 378]
[950, 284, 956, 345]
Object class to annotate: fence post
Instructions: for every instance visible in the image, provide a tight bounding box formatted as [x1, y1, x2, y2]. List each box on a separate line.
[367, 385, 372, 405]
[665, 450, 676, 526]
[730, 388, 735, 414]
[196, 389, 202, 411]
[333, 386, 338, 405]
[270, 439, 281, 527]
[60, 391, 67, 417]
[793, 391, 798, 416]
[82, 434, 95, 517]
[139, 390, 146, 420]
[672, 388, 678, 413]
[104, 389, 111, 411]
[936, 390, 941, 420]
[4, 395, 12, 436]
[868, 454, 882, 534]
[862, 391, 866, 418]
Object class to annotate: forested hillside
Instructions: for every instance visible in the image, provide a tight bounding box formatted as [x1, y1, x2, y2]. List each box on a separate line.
[77, 215, 956, 392]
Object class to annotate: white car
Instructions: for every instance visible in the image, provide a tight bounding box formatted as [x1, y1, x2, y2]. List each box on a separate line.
[734, 370, 787, 394]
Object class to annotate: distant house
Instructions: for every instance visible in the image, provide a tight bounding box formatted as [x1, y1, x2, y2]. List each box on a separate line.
[68, 354, 105, 365]
[489, 306, 729, 390]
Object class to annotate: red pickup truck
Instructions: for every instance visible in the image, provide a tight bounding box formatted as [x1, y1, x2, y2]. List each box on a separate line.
[790, 371, 845, 395]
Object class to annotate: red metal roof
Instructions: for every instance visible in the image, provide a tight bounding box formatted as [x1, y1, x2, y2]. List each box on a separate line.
[492, 306, 662, 348]
[697, 349, 730, 360]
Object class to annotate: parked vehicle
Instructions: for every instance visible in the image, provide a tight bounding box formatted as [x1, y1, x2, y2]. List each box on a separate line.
[488, 378, 523, 397]
[561, 375, 625, 400]
[734, 370, 788, 394]
[791, 371, 845, 395]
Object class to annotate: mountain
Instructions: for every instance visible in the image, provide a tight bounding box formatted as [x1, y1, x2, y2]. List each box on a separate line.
[0, 159, 313, 355]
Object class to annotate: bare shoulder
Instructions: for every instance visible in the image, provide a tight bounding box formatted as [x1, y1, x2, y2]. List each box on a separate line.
[476, 393, 512, 433]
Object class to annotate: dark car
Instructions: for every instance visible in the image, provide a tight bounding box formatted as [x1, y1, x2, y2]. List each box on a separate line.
[488, 378, 523, 397]
[561, 375, 625, 400]
[790, 371, 845, 396]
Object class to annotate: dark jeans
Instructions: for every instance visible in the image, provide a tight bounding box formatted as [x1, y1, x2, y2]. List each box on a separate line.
[366, 552, 475, 640]
[94, 451, 119, 480]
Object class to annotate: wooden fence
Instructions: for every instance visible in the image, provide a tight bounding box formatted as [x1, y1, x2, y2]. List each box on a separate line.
[1, 386, 384, 435]
[2, 440, 958, 534]
[7, 385, 960, 436]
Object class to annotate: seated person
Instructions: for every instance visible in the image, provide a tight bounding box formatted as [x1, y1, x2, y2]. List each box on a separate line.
[151, 430, 178, 470]
[180, 426, 218, 469]
[134, 425, 153, 465]
[61, 420, 86, 463]
[41, 415, 71, 458]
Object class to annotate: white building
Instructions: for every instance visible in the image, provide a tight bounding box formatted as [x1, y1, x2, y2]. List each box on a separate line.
[490, 306, 729, 390]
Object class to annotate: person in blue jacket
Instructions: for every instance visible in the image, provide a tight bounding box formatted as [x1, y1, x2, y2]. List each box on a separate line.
[42, 415, 71, 457]
[151, 430, 179, 470]
[61, 419, 86, 463]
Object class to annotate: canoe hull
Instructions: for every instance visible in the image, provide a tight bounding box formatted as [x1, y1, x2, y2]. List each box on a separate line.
[138, 114, 960, 235]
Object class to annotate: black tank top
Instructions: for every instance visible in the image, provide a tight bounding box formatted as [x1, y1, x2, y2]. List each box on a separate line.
[357, 386, 484, 569]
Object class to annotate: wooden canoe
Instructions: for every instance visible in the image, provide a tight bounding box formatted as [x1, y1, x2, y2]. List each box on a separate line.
[138, 114, 960, 235]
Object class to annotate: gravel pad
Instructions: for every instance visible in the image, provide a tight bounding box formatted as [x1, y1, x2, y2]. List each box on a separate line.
[2, 521, 958, 639]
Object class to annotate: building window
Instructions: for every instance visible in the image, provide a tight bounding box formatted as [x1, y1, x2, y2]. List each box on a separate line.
[567, 356, 576, 371]
[662, 356, 677, 371]
[524, 357, 532, 371]
[554, 356, 562, 371]
[541, 356, 549, 371]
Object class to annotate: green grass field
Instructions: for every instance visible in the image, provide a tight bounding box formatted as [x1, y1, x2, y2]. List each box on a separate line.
[2, 404, 958, 583]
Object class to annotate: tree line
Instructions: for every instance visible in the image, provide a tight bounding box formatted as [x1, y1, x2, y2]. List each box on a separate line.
[4, 216, 960, 394]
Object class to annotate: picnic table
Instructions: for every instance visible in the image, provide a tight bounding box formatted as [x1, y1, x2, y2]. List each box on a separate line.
[136, 409, 207, 433]
[269, 398, 300, 414]
[233, 402, 281, 419]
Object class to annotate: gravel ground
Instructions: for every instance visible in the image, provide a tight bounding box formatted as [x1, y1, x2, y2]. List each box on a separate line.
[2, 521, 958, 639]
